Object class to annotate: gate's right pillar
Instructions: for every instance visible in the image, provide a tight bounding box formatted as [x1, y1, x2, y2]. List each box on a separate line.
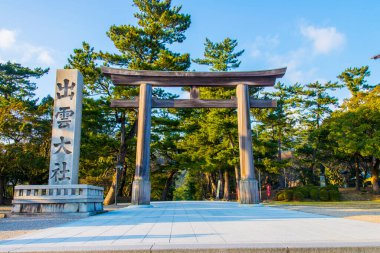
[236, 84, 259, 204]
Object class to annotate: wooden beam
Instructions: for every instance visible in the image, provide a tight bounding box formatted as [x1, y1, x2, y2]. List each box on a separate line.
[101, 67, 286, 87]
[111, 98, 277, 108]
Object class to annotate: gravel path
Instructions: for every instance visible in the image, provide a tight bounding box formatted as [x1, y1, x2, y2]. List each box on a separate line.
[0, 215, 81, 240]
[0, 204, 129, 240]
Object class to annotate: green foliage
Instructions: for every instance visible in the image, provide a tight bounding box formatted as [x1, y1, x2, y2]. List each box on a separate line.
[276, 191, 285, 201]
[103, 0, 190, 70]
[329, 190, 341, 201]
[0, 61, 48, 100]
[193, 38, 244, 71]
[293, 191, 304, 201]
[0, 62, 51, 203]
[298, 187, 310, 198]
[310, 188, 320, 201]
[284, 189, 293, 201]
[327, 86, 380, 159]
[319, 188, 329, 201]
[173, 171, 203, 200]
[337, 66, 373, 96]
[275, 185, 341, 202]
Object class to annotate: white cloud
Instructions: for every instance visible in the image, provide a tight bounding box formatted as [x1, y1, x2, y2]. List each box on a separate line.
[0, 28, 54, 66]
[247, 24, 346, 84]
[267, 48, 318, 83]
[20, 44, 54, 65]
[301, 25, 345, 54]
[250, 35, 279, 58]
[37, 51, 54, 65]
[0, 29, 16, 49]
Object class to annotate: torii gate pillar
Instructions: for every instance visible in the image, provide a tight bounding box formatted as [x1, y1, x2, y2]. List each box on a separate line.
[237, 84, 259, 204]
[131, 83, 152, 205]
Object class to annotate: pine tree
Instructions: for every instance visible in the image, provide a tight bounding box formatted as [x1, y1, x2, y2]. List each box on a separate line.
[0, 62, 50, 204]
[66, 0, 191, 204]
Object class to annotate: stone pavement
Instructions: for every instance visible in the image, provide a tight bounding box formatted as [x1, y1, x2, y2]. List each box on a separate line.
[0, 201, 380, 252]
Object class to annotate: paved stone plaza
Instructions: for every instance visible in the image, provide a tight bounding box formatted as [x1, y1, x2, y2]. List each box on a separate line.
[1, 201, 380, 252]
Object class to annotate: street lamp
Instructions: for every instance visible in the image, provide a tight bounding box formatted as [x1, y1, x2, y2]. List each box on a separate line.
[114, 164, 123, 206]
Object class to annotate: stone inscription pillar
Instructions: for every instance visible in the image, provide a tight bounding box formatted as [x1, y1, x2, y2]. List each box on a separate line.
[236, 84, 259, 204]
[131, 83, 152, 205]
[48, 70, 83, 185]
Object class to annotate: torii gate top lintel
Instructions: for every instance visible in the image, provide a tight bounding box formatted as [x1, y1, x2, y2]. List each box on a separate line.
[101, 66, 286, 87]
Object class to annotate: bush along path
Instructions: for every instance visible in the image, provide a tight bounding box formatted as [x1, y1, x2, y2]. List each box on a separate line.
[276, 185, 341, 202]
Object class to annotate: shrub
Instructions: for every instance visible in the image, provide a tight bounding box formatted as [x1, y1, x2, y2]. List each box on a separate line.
[310, 188, 320, 201]
[298, 187, 310, 198]
[276, 191, 285, 201]
[329, 190, 340, 201]
[284, 190, 293, 201]
[320, 189, 329, 201]
[326, 185, 339, 191]
[293, 191, 304, 201]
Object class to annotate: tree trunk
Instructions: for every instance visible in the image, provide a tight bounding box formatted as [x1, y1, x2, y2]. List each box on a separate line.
[0, 176, 5, 205]
[118, 166, 128, 197]
[223, 169, 230, 201]
[103, 173, 117, 205]
[372, 158, 379, 194]
[161, 170, 177, 200]
[355, 155, 360, 191]
[104, 114, 137, 205]
[228, 133, 240, 201]
[234, 164, 240, 201]
[208, 173, 217, 198]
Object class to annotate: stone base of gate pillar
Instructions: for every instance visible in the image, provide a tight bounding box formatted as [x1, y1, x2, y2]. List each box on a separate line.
[239, 179, 259, 204]
[131, 179, 151, 205]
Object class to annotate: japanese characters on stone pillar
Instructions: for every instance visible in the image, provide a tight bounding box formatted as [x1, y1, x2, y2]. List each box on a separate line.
[49, 70, 83, 185]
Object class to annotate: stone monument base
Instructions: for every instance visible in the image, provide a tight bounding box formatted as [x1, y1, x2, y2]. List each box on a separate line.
[12, 184, 104, 215]
[239, 179, 259, 204]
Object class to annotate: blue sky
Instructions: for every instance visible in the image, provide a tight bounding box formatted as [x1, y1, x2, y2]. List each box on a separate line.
[0, 0, 379, 100]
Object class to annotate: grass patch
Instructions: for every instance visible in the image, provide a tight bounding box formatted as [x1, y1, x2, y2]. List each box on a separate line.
[264, 200, 380, 208]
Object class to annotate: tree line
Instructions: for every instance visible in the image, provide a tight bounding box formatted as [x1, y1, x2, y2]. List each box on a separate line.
[0, 0, 379, 204]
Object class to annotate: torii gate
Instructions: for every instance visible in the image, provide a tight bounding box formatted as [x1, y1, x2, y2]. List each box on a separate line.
[102, 67, 286, 205]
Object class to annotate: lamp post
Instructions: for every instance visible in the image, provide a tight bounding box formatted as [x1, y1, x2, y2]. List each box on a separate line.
[114, 164, 123, 206]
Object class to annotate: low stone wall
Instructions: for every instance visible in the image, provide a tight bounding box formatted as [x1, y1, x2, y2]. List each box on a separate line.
[12, 184, 104, 215]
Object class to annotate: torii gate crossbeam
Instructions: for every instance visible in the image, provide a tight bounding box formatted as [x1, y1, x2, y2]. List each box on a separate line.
[102, 67, 286, 205]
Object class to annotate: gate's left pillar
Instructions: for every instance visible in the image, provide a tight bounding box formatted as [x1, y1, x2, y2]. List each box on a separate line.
[132, 83, 152, 205]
